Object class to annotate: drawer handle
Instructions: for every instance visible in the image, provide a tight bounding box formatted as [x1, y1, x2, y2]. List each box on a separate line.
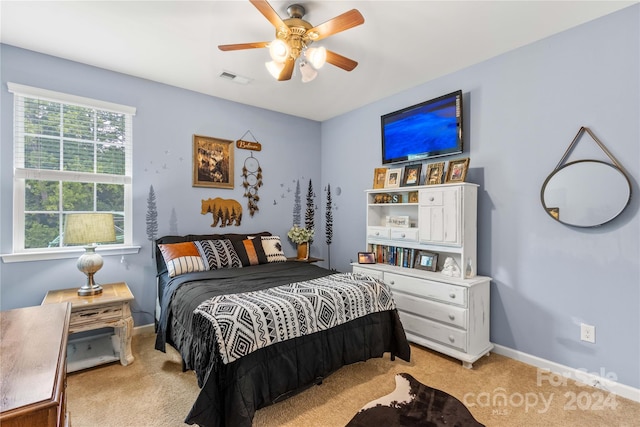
[429, 197, 434, 202]
[448, 335, 455, 343]
[389, 280, 395, 285]
[449, 293, 456, 299]
[448, 314, 455, 321]
[401, 233, 406, 238]
[375, 231, 380, 236]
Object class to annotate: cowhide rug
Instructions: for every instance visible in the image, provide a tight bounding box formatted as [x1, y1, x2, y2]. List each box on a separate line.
[346, 373, 485, 427]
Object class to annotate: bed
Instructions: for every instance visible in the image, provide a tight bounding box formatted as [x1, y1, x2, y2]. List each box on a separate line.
[153, 232, 411, 427]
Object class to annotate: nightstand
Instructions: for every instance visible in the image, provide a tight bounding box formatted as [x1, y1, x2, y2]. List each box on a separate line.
[42, 282, 134, 372]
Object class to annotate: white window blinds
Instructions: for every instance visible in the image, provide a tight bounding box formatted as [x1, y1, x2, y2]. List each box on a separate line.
[8, 83, 136, 251]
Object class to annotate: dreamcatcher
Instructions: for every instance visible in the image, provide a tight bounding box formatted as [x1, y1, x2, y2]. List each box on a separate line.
[237, 130, 263, 217]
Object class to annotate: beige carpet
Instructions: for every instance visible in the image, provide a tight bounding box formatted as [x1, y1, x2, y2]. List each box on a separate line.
[67, 333, 640, 426]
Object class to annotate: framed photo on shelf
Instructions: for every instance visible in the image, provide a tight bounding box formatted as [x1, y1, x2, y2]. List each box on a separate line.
[425, 162, 445, 185]
[414, 251, 438, 271]
[373, 167, 388, 189]
[445, 158, 470, 183]
[408, 191, 418, 203]
[402, 164, 422, 186]
[357, 252, 376, 264]
[193, 135, 234, 188]
[385, 168, 402, 188]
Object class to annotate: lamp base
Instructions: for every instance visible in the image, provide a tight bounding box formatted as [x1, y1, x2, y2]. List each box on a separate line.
[77, 247, 104, 296]
[78, 272, 103, 296]
[78, 284, 103, 296]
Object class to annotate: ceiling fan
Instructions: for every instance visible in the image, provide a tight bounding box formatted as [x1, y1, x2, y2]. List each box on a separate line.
[218, 0, 365, 82]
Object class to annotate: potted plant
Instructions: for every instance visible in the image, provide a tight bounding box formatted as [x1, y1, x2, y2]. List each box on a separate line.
[287, 225, 314, 260]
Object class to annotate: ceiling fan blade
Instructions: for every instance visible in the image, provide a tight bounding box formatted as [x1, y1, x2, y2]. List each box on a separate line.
[250, 0, 289, 36]
[306, 9, 364, 41]
[326, 50, 358, 72]
[277, 58, 295, 81]
[218, 42, 269, 51]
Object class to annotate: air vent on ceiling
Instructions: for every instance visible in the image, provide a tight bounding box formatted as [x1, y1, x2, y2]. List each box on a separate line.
[219, 71, 251, 85]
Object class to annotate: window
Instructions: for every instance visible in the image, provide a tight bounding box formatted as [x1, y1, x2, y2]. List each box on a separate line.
[8, 83, 136, 254]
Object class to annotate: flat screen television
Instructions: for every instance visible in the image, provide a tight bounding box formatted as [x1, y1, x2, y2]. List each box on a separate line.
[381, 90, 463, 164]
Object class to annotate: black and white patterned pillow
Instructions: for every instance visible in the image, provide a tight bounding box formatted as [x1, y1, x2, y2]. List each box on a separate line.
[194, 239, 242, 270]
[261, 235, 287, 263]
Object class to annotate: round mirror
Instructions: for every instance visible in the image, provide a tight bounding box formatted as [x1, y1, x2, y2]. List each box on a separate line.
[541, 160, 631, 227]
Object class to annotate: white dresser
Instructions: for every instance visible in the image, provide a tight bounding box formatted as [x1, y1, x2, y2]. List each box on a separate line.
[356, 182, 492, 368]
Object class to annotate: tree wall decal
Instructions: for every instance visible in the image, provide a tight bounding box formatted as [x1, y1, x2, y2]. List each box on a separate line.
[292, 179, 301, 226]
[146, 185, 158, 258]
[325, 184, 334, 269]
[305, 179, 315, 243]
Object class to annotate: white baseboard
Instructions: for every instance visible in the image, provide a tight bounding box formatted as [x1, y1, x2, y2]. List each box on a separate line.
[133, 323, 155, 336]
[492, 343, 640, 403]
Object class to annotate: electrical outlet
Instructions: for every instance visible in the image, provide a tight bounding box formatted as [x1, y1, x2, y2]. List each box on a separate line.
[581, 323, 595, 343]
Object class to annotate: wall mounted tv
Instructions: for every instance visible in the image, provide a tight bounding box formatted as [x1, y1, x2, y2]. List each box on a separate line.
[381, 90, 463, 164]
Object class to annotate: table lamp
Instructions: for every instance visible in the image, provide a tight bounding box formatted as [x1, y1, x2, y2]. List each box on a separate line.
[64, 213, 116, 296]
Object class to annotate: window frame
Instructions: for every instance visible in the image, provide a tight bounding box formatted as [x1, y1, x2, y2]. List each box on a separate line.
[4, 83, 140, 262]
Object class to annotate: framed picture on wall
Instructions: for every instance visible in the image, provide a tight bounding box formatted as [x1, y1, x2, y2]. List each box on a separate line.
[193, 135, 234, 189]
[385, 168, 402, 188]
[445, 158, 470, 183]
[402, 164, 422, 186]
[425, 162, 445, 185]
[373, 167, 388, 189]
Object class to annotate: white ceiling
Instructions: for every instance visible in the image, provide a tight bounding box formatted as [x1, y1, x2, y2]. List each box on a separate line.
[1, 1, 634, 121]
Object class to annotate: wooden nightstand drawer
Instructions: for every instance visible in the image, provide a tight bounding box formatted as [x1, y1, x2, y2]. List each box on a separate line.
[69, 304, 124, 331]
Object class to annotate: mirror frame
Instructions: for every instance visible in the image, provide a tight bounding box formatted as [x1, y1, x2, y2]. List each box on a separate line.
[541, 159, 632, 228]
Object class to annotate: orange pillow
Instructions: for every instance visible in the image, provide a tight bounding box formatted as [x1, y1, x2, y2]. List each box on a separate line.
[158, 242, 206, 277]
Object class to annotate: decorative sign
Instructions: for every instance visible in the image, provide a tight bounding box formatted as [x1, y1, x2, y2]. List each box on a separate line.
[236, 139, 262, 151]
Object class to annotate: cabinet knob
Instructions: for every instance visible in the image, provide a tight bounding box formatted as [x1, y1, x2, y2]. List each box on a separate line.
[389, 280, 395, 285]
[401, 233, 406, 238]
[449, 335, 455, 343]
[429, 197, 434, 202]
[448, 314, 455, 321]
[449, 293, 456, 299]
[375, 231, 379, 236]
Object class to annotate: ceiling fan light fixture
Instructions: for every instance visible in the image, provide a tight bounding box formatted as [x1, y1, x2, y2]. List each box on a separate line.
[306, 46, 327, 69]
[299, 61, 318, 83]
[265, 60, 285, 79]
[269, 39, 290, 63]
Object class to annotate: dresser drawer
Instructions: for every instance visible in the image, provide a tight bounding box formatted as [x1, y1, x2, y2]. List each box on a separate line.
[393, 292, 466, 328]
[399, 311, 467, 352]
[390, 228, 419, 242]
[367, 226, 390, 239]
[352, 266, 384, 280]
[384, 273, 466, 307]
[419, 190, 443, 206]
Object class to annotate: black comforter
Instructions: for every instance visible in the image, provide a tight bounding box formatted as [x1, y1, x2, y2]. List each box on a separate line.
[155, 262, 410, 427]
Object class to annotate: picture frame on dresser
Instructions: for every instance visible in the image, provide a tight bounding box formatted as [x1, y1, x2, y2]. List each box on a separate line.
[414, 251, 438, 271]
[373, 167, 388, 189]
[402, 164, 422, 186]
[385, 168, 402, 188]
[445, 157, 470, 183]
[426, 162, 445, 185]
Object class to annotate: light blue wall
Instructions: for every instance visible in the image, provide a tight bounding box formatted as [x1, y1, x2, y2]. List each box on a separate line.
[319, 5, 639, 388]
[0, 44, 322, 326]
[1, 5, 638, 390]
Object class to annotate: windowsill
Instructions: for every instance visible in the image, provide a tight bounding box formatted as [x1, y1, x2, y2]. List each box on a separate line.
[1, 245, 141, 263]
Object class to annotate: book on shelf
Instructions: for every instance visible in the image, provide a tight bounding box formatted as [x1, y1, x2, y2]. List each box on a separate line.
[368, 244, 417, 268]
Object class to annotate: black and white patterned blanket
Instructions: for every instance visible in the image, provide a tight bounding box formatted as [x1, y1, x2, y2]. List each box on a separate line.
[194, 273, 395, 364]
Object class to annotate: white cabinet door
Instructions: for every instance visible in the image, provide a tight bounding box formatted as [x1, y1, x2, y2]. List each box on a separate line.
[419, 186, 460, 246]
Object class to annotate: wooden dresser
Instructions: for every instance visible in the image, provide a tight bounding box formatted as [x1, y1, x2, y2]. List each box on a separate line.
[0, 303, 72, 427]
